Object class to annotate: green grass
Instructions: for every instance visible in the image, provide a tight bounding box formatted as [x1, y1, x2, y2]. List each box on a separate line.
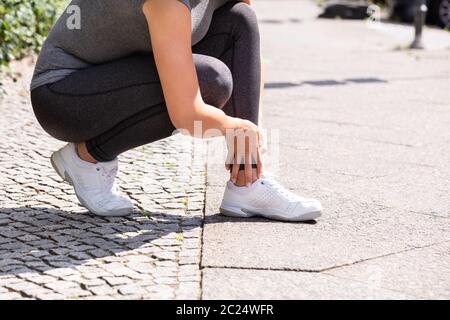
[0, 0, 69, 90]
[141, 210, 154, 217]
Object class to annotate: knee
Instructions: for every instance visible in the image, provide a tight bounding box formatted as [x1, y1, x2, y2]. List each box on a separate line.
[196, 56, 233, 109]
[31, 88, 86, 143]
[229, 2, 259, 38]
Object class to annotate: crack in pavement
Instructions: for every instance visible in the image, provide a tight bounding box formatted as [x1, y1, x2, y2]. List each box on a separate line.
[200, 240, 450, 274]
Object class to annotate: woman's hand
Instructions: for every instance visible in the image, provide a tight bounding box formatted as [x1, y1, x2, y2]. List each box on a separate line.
[226, 118, 264, 186]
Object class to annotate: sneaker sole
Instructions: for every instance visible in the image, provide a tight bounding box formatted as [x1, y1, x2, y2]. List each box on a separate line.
[51, 151, 132, 217]
[220, 206, 321, 222]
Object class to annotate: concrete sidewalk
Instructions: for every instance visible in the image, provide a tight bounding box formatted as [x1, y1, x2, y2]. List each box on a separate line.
[0, 0, 448, 300]
[201, 0, 450, 299]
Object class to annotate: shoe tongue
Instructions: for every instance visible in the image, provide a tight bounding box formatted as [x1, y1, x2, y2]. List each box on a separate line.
[99, 159, 118, 172]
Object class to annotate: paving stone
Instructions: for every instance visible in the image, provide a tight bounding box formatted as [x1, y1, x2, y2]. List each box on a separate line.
[68, 252, 91, 261]
[0, 259, 21, 267]
[26, 275, 58, 285]
[5, 281, 44, 294]
[0, 292, 23, 299]
[17, 234, 41, 242]
[103, 277, 133, 286]
[154, 277, 178, 285]
[79, 278, 107, 287]
[44, 281, 80, 293]
[34, 293, 66, 300]
[179, 256, 199, 265]
[146, 284, 175, 296]
[87, 249, 110, 258]
[179, 275, 201, 282]
[152, 251, 177, 261]
[88, 285, 116, 296]
[117, 284, 147, 296]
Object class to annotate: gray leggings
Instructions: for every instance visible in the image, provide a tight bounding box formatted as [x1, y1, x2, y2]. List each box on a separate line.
[31, 2, 261, 162]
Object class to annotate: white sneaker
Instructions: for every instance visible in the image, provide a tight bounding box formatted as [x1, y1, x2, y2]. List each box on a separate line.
[220, 175, 322, 222]
[50, 143, 134, 217]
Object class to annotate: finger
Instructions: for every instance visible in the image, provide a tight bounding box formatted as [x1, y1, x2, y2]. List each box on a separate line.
[225, 136, 234, 169]
[245, 144, 254, 187]
[248, 129, 260, 180]
[229, 133, 240, 183]
[245, 163, 252, 186]
[245, 132, 258, 185]
[252, 166, 258, 182]
[231, 154, 239, 184]
[257, 145, 264, 178]
[236, 130, 246, 164]
[258, 129, 267, 154]
[258, 128, 264, 146]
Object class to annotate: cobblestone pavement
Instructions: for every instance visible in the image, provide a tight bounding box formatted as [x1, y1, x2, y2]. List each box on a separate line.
[0, 58, 206, 300]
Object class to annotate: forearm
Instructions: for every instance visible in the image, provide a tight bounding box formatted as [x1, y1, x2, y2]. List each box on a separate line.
[144, 0, 246, 138]
[185, 100, 239, 138]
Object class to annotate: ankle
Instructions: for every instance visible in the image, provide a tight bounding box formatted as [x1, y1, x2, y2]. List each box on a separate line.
[232, 169, 258, 187]
[76, 143, 98, 164]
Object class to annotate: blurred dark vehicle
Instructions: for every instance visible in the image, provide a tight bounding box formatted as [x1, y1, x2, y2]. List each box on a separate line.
[319, 0, 449, 28]
[387, 0, 449, 28]
[319, 1, 371, 19]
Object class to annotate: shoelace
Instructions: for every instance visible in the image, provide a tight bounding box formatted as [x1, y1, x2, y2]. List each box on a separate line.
[96, 164, 118, 191]
[262, 176, 298, 201]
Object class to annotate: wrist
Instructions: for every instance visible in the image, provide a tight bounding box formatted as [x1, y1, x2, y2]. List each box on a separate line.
[222, 116, 242, 134]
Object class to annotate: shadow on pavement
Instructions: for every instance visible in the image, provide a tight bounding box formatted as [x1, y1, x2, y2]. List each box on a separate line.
[265, 77, 388, 89]
[0, 206, 317, 278]
[259, 18, 303, 24]
[205, 213, 318, 225]
[0, 207, 198, 276]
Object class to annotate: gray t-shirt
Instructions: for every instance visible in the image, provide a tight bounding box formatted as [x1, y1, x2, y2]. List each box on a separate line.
[31, 0, 230, 91]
